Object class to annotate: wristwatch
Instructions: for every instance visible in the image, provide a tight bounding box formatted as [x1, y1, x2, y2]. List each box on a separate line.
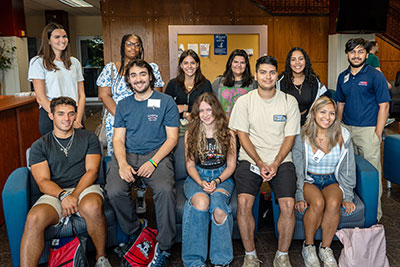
[59, 191, 71, 201]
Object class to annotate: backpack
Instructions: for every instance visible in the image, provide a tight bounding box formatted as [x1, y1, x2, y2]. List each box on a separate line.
[115, 227, 158, 267]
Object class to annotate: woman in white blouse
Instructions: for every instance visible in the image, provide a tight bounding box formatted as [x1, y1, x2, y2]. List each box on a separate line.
[28, 22, 85, 135]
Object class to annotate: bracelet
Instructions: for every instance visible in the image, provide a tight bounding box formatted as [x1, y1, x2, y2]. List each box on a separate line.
[60, 191, 71, 201]
[148, 159, 158, 168]
[216, 177, 222, 184]
[58, 190, 66, 200]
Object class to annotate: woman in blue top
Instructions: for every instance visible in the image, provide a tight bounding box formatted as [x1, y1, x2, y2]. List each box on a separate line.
[292, 96, 356, 267]
[97, 34, 164, 156]
[182, 93, 236, 267]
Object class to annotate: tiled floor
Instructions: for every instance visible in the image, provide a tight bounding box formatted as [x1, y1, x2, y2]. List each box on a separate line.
[1, 112, 399, 267]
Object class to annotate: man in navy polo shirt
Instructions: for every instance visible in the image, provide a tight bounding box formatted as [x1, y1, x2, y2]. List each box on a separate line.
[336, 38, 391, 221]
[106, 59, 179, 267]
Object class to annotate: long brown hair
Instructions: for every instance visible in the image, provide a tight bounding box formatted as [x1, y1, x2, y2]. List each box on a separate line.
[302, 96, 341, 151]
[186, 93, 232, 162]
[38, 22, 71, 71]
[176, 49, 206, 93]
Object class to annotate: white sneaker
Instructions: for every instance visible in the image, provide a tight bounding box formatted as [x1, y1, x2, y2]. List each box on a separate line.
[242, 254, 262, 267]
[302, 242, 321, 267]
[273, 252, 292, 267]
[95, 256, 112, 267]
[318, 244, 338, 267]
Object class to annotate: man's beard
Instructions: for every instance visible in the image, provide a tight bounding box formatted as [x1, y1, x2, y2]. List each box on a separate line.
[348, 57, 366, 68]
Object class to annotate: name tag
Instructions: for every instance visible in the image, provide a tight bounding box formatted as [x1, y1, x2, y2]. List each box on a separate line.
[273, 115, 287, 122]
[148, 99, 161, 109]
[312, 149, 325, 163]
[358, 81, 368, 86]
[343, 73, 349, 83]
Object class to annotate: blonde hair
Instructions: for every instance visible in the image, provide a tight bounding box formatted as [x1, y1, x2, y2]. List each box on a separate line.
[302, 96, 341, 152]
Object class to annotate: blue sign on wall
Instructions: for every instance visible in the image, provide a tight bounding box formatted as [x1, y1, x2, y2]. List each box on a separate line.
[214, 34, 227, 55]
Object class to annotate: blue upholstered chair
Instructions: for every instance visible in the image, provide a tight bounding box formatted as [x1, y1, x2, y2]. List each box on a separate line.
[2, 157, 128, 267]
[173, 135, 260, 242]
[271, 154, 378, 240]
[383, 134, 400, 189]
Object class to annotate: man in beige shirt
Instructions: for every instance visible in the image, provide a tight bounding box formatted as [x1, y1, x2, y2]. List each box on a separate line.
[229, 56, 300, 267]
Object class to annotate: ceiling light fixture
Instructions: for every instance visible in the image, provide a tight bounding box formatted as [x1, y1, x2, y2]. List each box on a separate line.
[58, 0, 93, 7]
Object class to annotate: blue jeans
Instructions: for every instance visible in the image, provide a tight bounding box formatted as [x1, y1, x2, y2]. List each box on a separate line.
[182, 165, 235, 267]
[306, 172, 338, 190]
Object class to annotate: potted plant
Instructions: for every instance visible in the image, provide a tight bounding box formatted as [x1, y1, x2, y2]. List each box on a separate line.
[0, 41, 16, 94]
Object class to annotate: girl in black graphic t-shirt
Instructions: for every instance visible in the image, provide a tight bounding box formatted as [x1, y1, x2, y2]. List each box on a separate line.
[181, 92, 236, 267]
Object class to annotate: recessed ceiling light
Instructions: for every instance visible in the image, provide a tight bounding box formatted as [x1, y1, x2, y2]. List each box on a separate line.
[58, 0, 93, 7]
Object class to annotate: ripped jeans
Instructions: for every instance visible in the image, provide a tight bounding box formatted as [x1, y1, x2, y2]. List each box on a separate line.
[182, 165, 235, 267]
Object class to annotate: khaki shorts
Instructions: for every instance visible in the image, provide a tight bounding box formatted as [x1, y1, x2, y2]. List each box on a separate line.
[32, 184, 104, 219]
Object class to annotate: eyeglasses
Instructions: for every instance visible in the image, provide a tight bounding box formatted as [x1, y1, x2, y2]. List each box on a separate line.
[125, 41, 141, 48]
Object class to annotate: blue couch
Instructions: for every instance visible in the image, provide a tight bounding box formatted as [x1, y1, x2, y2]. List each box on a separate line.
[2, 159, 128, 267]
[271, 154, 378, 239]
[383, 134, 400, 189]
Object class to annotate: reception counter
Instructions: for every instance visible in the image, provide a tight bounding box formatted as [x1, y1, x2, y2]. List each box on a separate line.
[0, 95, 40, 224]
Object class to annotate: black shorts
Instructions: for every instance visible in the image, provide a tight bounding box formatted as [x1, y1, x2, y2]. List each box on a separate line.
[234, 160, 296, 199]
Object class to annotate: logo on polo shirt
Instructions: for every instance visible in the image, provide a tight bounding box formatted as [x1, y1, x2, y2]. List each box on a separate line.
[358, 81, 368, 86]
[148, 114, 158, 121]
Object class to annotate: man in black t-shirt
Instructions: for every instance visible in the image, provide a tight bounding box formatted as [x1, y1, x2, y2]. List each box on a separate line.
[20, 97, 112, 267]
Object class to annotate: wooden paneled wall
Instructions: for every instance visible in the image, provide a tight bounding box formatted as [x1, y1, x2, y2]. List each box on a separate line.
[376, 36, 400, 82]
[101, 0, 329, 85]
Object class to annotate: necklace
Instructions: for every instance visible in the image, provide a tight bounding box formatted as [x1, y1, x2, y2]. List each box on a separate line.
[52, 130, 75, 157]
[293, 82, 303, 95]
[317, 135, 326, 147]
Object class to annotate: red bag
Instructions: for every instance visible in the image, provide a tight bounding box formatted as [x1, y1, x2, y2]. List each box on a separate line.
[117, 227, 158, 267]
[48, 216, 88, 267]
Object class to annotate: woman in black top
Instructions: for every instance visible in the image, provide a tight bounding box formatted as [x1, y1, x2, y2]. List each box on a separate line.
[277, 47, 327, 125]
[165, 49, 212, 123]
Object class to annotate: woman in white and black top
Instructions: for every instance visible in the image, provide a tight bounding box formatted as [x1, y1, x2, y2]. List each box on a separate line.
[277, 47, 327, 125]
[182, 92, 236, 267]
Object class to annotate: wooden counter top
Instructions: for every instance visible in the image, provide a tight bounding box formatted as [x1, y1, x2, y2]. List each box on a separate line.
[0, 95, 37, 112]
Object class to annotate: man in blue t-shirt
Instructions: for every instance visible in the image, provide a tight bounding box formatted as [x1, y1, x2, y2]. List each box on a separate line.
[106, 59, 179, 267]
[336, 38, 391, 222]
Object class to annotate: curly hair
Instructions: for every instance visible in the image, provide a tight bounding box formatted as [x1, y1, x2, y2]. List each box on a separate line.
[280, 47, 319, 90]
[38, 23, 71, 71]
[186, 93, 232, 162]
[119, 34, 144, 75]
[176, 49, 206, 93]
[302, 96, 341, 152]
[222, 49, 253, 87]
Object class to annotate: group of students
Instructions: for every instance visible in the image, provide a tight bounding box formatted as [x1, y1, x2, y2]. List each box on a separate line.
[24, 21, 389, 267]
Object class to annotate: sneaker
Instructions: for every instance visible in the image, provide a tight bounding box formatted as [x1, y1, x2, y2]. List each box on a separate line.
[136, 189, 147, 214]
[385, 118, 396, 127]
[318, 245, 338, 267]
[302, 242, 321, 267]
[148, 242, 171, 267]
[242, 254, 262, 267]
[95, 256, 112, 267]
[273, 252, 292, 267]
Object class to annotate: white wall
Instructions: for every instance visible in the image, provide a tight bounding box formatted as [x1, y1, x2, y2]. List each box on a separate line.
[0, 36, 29, 94]
[328, 33, 374, 90]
